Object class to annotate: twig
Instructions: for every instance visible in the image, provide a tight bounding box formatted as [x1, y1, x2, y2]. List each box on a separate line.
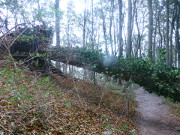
[0, 124, 11, 133]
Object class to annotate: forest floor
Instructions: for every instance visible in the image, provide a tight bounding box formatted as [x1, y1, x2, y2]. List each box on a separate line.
[1, 53, 180, 135]
[134, 88, 180, 135]
[0, 55, 137, 134]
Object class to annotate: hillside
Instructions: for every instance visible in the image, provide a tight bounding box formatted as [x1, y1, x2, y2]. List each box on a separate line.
[0, 55, 137, 135]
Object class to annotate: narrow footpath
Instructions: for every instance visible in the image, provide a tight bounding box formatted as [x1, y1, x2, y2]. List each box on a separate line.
[134, 88, 180, 135]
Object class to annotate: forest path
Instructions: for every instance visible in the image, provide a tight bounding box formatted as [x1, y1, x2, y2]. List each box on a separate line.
[134, 88, 180, 135]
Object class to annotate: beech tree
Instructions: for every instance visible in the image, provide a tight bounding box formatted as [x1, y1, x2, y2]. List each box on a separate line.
[55, 0, 60, 47]
[148, 0, 153, 61]
[118, 0, 123, 57]
[127, 0, 132, 57]
[83, 0, 87, 47]
[166, 0, 169, 66]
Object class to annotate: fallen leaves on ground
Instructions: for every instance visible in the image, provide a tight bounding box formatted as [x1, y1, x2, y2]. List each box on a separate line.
[0, 58, 137, 134]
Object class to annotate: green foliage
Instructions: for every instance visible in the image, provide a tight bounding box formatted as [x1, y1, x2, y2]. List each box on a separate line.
[63, 101, 71, 107]
[10, 26, 53, 54]
[17, 35, 35, 42]
[0, 64, 57, 103]
[156, 48, 166, 64]
[129, 129, 137, 135]
[113, 57, 180, 101]
[53, 47, 180, 101]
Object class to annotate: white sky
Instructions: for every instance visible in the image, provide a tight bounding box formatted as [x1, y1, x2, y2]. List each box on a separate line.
[60, 0, 85, 14]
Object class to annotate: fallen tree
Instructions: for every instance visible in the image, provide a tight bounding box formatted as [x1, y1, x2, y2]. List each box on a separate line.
[2, 26, 179, 101]
[50, 47, 180, 101]
[0, 25, 53, 54]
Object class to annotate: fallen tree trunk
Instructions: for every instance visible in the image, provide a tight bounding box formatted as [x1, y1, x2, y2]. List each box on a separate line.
[50, 46, 180, 101]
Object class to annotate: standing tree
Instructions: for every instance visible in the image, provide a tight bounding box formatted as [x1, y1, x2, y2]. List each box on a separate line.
[166, 0, 169, 66]
[55, 0, 60, 47]
[83, 0, 87, 47]
[127, 0, 132, 57]
[148, 0, 153, 61]
[109, 0, 114, 55]
[101, 3, 108, 54]
[169, 3, 176, 67]
[91, 0, 94, 47]
[118, 0, 123, 57]
[174, 0, 180, 68]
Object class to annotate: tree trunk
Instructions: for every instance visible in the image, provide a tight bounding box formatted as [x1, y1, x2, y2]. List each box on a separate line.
[118, 0, 123, 57]
[101, 8, 108, 54]
[91, 0, 94, 47]
[169, 5, 176, 67]
[127, 0, 132, 57]
[148, 0, 153, 61]
[158, 9, 163, 48]
[175, 0, 180, 68]
[134, 9, 138, 57]
[55, 0, 60, 47]
[5, 4, 9, 30]
[109, 0, 114, 55]
[113, 18, 117, 55]
[153, 15, 157, 60]
[166, 0, 170, 66]
[83, 0, 87, 47]
[67, 2, 71, 47]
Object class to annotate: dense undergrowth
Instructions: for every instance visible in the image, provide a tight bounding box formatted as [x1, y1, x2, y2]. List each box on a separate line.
[0, 56, 137, 134]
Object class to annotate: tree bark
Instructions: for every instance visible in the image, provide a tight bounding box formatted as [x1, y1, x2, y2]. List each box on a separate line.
[135, 8, 141, 57]
[101, 8, 108, 54]
[91, 0, 94, 47]
[113, 18, 117, 55]
[55, 0, 60, 47]
[158, 9, 163, 48]
[118, 0, 123, 57]
[83, 0, 87, 47]
[109, 0, 114, 55]
[169, 5, 176, 67]
[166, 0, 170, 66]
[148, 0, 153, 61]
[175, 0, 180, 68]
[127, 0, 132, 57]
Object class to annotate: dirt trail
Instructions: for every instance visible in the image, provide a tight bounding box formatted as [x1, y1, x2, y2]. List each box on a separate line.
[134, 88, 180, 135]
